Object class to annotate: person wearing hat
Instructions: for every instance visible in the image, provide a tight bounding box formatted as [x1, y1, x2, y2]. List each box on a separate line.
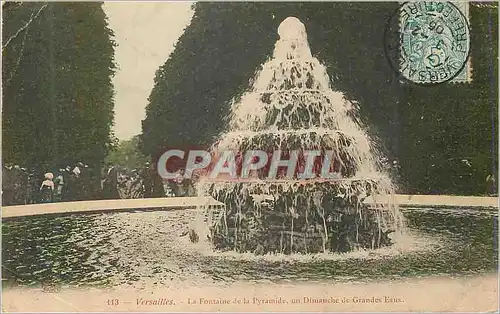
[26, 171, 38, 204]
[151, 162, 165, 198]
[486, 174, 497, 196]
[12, 165, 26, 205]
[63, 166, 75, 201]
[2, 163, 14, 205]
[40, 173, 55, 203]
[71, 164, 85, 201]
[53, 169, 65, 202]
[102, 164, 120, 199]
[129, 169, 143, 199]
[141, 162, 153, 198]
[18, 166, 29, 204]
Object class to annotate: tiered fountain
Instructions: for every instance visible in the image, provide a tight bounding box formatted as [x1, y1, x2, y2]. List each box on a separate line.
[197, 17, 404, 254]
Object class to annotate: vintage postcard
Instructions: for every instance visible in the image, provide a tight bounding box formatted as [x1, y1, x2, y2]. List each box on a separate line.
[1, 1, 498, 313]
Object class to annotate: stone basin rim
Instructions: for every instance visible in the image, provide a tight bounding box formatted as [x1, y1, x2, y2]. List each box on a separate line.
[1, 195, 497, 219]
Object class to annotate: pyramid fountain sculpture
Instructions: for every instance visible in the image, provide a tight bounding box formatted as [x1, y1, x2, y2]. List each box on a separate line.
[197, 17, 404, 254]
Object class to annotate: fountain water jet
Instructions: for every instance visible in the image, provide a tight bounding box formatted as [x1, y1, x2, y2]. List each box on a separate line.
[196, 17, 405, 254]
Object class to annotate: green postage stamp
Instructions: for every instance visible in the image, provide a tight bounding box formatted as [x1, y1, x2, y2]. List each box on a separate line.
[398, 1, 471, 84]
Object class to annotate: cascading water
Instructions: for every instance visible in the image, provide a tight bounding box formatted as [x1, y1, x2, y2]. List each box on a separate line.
[196, 17, 405, 254]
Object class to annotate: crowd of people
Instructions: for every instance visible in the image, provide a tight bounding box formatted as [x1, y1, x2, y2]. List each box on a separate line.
[104, 162, 169, 200]
[2, 162, 102, 206]
[2, 162, 197, 206]
[3, 158, 496, 206]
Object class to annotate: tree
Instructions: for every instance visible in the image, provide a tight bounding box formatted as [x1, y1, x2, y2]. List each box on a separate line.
[105, 135, 149, 170]
[2, 2, 117, 171]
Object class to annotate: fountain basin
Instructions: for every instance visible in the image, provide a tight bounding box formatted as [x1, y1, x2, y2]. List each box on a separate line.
[2, 202, 497, 290]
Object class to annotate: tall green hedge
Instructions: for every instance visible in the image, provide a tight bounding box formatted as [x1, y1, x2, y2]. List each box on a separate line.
[2, 2, 117, 170]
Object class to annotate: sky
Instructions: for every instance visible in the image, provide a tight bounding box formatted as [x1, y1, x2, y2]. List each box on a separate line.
[103, 2, 194, 141]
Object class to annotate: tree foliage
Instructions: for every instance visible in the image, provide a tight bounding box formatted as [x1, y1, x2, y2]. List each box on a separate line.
[2, 2, 117, 170]
[105, 135, 149, 170]
[141, 2, 497, 195]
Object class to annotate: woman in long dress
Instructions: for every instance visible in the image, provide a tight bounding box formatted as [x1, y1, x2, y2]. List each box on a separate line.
[40, 172, 55, 203]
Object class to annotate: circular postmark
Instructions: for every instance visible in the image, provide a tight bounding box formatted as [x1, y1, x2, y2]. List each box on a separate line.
[384, 2, 471, 85]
